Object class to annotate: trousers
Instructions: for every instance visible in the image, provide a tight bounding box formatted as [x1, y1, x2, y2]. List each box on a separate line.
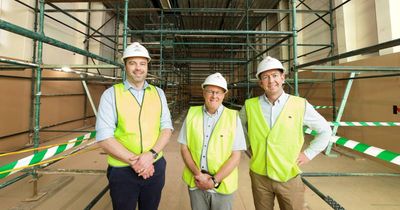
[107, 157, 166, 210]
[250, 170, 305, 210]
[188, 188, 234, 210]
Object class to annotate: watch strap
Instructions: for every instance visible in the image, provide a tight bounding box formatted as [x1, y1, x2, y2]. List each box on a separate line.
[149, 149, 158, 159]
[211, 176, 220, 188]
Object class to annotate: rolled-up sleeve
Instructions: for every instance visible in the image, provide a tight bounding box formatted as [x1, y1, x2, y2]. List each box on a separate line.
[156, 87, 174, 131]
[232, 115, 247, 151]
[238, 106, 249, 146]
[303, 101, 332, 160]
[177, 118, 187, 145]
[95, 87, 117, 142]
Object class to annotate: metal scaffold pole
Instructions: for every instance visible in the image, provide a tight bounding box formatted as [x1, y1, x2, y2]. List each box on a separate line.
[329, 0, 337, 122]
[160, 9, 164, 85]
[29, 0, 46, 201]
[0, 20, 122, 67]
[114, 4, 120, 78]
[291, 0, 299, 96]
[325, 72, 357, 155]
[122, 0, 129, 81]
[246, 0, 250, 99]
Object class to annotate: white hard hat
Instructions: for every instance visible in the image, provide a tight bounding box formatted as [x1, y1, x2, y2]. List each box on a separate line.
[122, 42, 151, 62]
[256, 56, 286, 79]
[201, 72, 228, 92]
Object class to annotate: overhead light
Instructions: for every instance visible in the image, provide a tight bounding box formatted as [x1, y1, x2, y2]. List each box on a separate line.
[160, 0, 172, 9]
[61, 66, 72, 72]
[53, 67, 120, 80]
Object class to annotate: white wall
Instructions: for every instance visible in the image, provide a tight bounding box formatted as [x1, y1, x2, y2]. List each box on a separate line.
[0, 0, 35, 60]
[0, 1, 118, 67]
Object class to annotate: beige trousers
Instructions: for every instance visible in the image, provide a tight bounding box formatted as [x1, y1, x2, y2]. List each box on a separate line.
[250, 170, 305, 210]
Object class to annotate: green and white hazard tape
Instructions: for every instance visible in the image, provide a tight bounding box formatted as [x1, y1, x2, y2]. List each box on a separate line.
[329, 121, 400, 126]
[314, 106, 336, 109]
[0, 131, 96, 179]
[304, 128, 400, 166]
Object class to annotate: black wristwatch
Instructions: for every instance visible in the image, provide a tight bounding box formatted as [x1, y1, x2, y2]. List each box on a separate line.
[149, 149, 158, 159]
[211, 176, 220, 188]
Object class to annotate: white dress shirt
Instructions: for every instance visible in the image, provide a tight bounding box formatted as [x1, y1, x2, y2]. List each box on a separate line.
[239, 92, 332, 160]
[178, 105, 247, 171]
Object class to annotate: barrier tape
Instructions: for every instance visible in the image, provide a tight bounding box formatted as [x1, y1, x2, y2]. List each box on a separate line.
[0, 146, 99, 176]
[329, 122, 400, 126]
[314, 106, 336, 109]
[0, 138, 94, 157]
[304, 128, 400, 166]
[0, 131, 96, 179]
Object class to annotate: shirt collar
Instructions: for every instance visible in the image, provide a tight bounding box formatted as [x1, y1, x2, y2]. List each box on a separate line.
[262, 91, 288, 105]
[203, 104, 224, 117]
[123, 80, 150, 91]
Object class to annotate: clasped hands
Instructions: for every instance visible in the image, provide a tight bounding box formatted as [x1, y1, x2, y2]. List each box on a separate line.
[128, 152, 155, 179]
[194, 172, 215, 190]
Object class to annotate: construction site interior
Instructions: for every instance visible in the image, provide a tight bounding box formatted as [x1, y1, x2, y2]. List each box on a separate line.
[0, 0, 399, 209]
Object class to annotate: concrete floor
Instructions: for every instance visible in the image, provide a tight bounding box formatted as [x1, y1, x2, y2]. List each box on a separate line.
[1, 117, 399, 210]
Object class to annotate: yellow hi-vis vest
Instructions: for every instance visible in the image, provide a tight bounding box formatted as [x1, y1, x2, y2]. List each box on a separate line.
[245, 96, 305, 182]
[182, 106, 238, 194]
[109, 83, 162, 167]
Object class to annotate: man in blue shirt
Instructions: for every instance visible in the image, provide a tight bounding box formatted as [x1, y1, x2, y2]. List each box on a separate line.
[96, 42, 173, 210]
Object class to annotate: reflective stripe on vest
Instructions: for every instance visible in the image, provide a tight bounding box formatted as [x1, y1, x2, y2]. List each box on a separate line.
[109, 83, 162, 167]
[182, 106, 238, 194]
[245, 96, 305, 182]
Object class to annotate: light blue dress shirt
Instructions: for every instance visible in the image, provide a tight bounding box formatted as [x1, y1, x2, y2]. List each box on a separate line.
[95, 80, 173, 142]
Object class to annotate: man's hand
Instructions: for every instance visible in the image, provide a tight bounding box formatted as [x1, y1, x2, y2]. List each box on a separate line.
[296, 152, 310, 166]
[138, 164, 155, 179]
[128, 155, 139, 167]
[194, 172, 213, 190]
[131, 152, 154, 174]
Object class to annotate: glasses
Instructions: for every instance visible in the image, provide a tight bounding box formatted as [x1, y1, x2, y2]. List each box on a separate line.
[204, 89, 225, 96]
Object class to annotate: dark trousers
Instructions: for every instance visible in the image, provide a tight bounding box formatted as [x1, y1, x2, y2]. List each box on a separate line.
[107, 157, 166, 210]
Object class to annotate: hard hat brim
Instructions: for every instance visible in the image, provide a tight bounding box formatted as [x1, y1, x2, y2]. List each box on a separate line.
[201, 84, 228, 93]
[122, 56, 151, 63]
[256, 68, 285, 79]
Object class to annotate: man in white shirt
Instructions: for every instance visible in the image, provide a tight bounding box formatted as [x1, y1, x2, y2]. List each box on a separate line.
[178, 73, 247, 210]
[239, 56, 332, 210]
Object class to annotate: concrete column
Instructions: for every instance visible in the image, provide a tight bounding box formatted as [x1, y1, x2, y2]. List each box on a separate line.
[260, 18, 267, 53]
[335, 0, 380, 62]
[277, 0, 289, 65]
[335, 0, 357, 63]
[375, 0, 400, 54]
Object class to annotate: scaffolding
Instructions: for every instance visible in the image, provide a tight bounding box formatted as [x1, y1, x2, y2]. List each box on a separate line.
[1, 0, 399, 209]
